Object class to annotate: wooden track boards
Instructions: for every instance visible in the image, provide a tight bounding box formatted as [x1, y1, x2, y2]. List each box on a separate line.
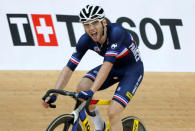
[0, 71, 194, 131]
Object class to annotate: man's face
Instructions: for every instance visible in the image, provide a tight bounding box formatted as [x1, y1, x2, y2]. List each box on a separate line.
[83, 19, 104, 42]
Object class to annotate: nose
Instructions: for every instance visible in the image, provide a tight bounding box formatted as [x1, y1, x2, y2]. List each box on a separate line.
[89, 24, 95, 30]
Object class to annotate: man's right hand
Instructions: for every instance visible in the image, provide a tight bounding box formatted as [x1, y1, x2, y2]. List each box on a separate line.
[42, 94, 57, 108]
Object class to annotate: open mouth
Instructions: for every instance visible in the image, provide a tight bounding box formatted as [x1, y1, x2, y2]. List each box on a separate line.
[91, 32, 98, 40]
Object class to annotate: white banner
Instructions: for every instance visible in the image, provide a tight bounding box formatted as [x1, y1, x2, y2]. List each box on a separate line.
[0, 0, 195, 72]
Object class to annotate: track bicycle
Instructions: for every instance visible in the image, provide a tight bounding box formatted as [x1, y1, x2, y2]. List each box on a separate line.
[42, 89, 147, 131]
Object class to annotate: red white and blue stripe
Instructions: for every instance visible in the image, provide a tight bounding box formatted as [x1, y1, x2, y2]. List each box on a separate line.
[129, 34, 135, 43]
[70, 56, 80, 65]
[105, 51, 118, 57]
[84, 73, 96, 81]
[113, 94, 129, 106]
[116, 47, 130, 59]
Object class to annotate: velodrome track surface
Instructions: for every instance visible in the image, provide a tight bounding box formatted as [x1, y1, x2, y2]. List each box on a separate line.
[0, 71, 194, 131]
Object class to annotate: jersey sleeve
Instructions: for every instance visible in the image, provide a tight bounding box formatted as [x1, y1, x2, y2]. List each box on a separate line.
[104, 26, 126, 64]
[66, 34, 89, 71]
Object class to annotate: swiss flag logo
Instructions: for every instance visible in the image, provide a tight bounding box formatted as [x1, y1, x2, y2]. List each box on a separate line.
[31, 14, 58, 46]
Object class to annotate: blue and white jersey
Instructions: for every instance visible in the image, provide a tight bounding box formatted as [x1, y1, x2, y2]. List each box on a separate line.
[67, 23, 142, 71]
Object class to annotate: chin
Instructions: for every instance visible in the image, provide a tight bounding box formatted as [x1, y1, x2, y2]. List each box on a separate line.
[92, 37, 100, 42]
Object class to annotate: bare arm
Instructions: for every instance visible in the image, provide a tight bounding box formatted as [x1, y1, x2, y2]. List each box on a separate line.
[42, 66, 73, 108]
[91, 61, 113, 93]
[55, 66, 73, 91]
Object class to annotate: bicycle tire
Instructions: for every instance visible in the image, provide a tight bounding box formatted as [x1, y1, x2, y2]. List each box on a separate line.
[122, 116, 147, 131]
[46, 114, 83, 131]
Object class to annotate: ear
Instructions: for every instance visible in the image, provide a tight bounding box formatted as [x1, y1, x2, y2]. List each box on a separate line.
[102, 18, 107, 26]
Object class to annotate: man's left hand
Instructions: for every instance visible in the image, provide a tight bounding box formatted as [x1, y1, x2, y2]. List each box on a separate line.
[78, 90, 94, 100]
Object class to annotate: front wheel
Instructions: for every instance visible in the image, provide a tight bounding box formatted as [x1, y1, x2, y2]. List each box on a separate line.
[46, 114, 83, 131]
[122, 116, 147, 131]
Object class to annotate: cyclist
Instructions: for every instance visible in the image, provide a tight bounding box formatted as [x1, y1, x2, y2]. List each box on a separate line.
[42, 5, 144, 131]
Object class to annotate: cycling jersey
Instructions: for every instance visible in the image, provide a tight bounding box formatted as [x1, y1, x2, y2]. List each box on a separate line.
[66, 23, 144, 107]
[67, 23, 142, 71]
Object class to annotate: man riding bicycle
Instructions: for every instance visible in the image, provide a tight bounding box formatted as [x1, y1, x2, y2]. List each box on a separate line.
[42, 5, 144, 131]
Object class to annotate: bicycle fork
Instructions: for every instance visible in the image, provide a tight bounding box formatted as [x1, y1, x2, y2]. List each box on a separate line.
[80, 109, 90, 131]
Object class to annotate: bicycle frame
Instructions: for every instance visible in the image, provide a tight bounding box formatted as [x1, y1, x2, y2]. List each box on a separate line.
[43, 89, 147, 131]
[72, 99, 111, 131]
